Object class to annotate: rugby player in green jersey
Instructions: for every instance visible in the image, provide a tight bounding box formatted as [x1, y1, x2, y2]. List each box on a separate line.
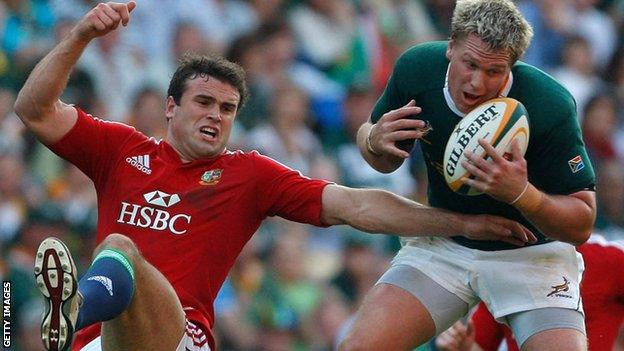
[340, 1, 597, 350]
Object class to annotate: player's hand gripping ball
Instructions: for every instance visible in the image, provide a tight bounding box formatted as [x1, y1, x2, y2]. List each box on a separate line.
[443, 97, 530, 195]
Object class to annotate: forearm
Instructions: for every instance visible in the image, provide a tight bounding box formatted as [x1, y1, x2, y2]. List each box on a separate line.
[14, 29, 90, 122]
[331, 187, 466, 237]
[514, 185, 595, 245]
[357, 122, 404, 173]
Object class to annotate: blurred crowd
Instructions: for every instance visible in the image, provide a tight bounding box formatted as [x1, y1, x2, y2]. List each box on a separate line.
[1, 0, 624, 350]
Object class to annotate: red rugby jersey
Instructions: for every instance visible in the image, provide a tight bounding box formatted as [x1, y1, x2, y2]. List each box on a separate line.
[472, 237, 624, 351]
[49, 109, 330, 350]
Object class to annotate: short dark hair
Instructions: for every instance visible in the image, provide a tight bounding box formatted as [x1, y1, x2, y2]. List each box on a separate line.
[167, 54, 248, 109]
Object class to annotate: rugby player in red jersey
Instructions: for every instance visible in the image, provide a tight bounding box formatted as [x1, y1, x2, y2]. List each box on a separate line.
[15, 2, 535, 350]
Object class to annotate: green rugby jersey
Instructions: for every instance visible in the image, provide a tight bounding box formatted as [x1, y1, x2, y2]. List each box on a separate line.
[371, 41, 595, 251]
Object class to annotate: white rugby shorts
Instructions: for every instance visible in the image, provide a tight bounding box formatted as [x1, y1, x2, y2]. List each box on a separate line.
[391, 236, 585, 319]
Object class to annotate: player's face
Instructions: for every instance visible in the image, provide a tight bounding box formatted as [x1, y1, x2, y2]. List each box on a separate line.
[165, 75, 240, 162]
[446, 34, 512, 113]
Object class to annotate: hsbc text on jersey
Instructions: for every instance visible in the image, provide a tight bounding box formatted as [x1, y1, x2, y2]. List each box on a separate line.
[116, 202, 191, 235]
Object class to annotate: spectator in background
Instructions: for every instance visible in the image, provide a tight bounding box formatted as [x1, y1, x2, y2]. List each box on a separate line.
[0, 153, 29, 243]
[330, 236, 388, 309]
[571, 0, 617, 71]
[213, 238, 264, 350]
[246, 83, 322, 175]
[127, 86, 167, 139]
[226, 33, 271, 130]
[1, 0, 56, 90]
[17, 299, 45, 351]
[581, 90, 624, 163]
[120, 0, 178, 65]
[176, 0, 257, 56]
[248, 229, 322, 350]
[423, 0, 455, 37]
[313, 286, 352, 350]
[1, 0, 55, 62]
[144, 21, 217, 96]
[254, 21, 346, 135]
[552, 36, 602, 116]
[289, 0, 356, 71]
[371, 0, 440, 51]
[605, 45, 624, 108]
[594, 161, 624, 240]
[50, 0, 96, 22]
[248, 0, 286, 28]
[517, 0, 571, 71]
[45, 163, 98, 237]
[0, 239, 39, 348]
[580, 92, 624, 163]
[0, 87, 25, 156]
[77, 28, 143, 121]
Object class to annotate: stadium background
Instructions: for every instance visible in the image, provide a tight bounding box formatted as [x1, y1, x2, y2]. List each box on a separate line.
[1, 0, 623, 350]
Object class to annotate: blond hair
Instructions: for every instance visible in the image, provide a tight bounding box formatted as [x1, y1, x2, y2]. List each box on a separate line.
[451, 0, 533, 63]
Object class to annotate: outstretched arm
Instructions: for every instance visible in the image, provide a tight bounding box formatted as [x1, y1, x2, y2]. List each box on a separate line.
[320, 184, 536, 246]
[14, 1, 136, 144]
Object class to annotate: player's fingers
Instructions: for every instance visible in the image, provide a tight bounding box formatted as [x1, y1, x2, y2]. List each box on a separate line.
[461, 159, 488, 180]
[464, 149, 493, 173]
[523, 225, 538, 243]
[389, 118, 427, 131]
[115, 3, 130, 26]
[91, 17, 107, 31]
[100, 4, 123, 26]
[479, 138, 505, 163]
[388, 106, 422, 122]
[466, 320, 474, 336]
[511, 139, 523, 161]
[499, 235, 526, 247]
[435, 334, 455, 351]
[94, 8, 115, 28]
[507, 221, 529, 242]
[497, 217, 536, 243]
[109, 1, 135, 25]
[389, 129, 427, 142]
[384, 144, 411, 159]
[383, 101, 422, 122]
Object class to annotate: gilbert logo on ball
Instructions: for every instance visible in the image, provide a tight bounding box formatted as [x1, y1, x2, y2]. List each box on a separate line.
[443, 97, 530, 195]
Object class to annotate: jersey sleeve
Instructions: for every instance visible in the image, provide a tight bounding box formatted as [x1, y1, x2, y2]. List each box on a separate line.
[251, 152, 331, 226]
[471, 303, 505, 351]
[47, 107, 137, 188]
[524, 84, 595, 194]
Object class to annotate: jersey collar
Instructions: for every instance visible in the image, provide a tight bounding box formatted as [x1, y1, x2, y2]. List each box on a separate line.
[443, 64, 514, 118]
[158, 140, 228, 166]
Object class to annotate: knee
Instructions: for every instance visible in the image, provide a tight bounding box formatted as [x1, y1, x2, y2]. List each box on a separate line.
[96, 233, 141, 263]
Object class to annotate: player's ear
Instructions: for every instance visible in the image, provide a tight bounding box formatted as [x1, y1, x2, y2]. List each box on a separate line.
[446, 40, 455, 60]
[165, 96, 176, 121]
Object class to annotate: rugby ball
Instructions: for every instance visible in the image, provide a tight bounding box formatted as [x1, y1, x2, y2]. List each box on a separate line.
[443, 97, 530, 195]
